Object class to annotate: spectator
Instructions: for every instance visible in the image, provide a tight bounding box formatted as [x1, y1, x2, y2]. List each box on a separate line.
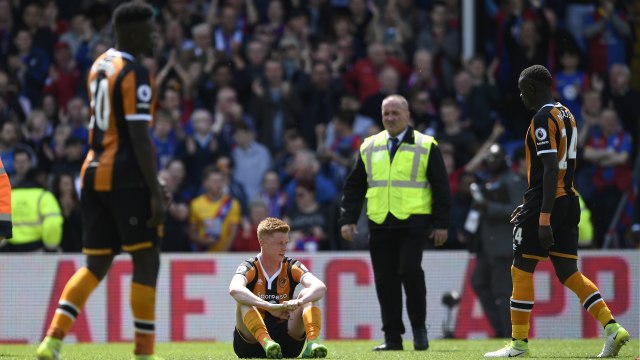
[176, 109, 220, 192]
[213, 6, 244, 58]
[0, 70, 26, 123]
[58, 13, 85, 55]
[343, 42, 410, 102]
[415, 1, 461, 92]
[284, 179, 331, 251]
[602, 63, 640, 160]
[235, 40, 268, 101]
[297, 61, 341, 149]
[317, 110, 361, 184]
[50, 136, 84, 177]
[583, 109, 633, 248]
[552, 48, 589, 121]
[361, 66, 403, 125]
[284, 149, 337, 208]
[249, 58, 302, 154]
[409, 90, 438, 135]
[62, 97, 88, 144]
[461, 57, 501, 142]
[9, 29, 49, 107]
[188, 168, 241, 252]
[583, 0, 632, 75]
[232, 124, 272, 202]
[216, 155, 249, 216]
[232, 199, 268, 253]
[158, 169, 191, 252]
[22, 109, 52, 170]
[407, 49, 443, 104]
[51, 172, 82, 252]
[436, 99, 478, 168]
[44, 41, 80, 111]
[151, 111, 178, 170]
[259, 170, 288, 219]
[0, 121, 20, 174]
[338, 93, 374, 140]
[20, 1, 57, 55]
[10, 145, 34, 186]
[365, 1, 413, 55]
[212, 86, 254, 153]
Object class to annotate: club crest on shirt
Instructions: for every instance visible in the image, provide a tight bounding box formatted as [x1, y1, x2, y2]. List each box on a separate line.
[535, 127, 547, 141]
[279, 277, 287, 288]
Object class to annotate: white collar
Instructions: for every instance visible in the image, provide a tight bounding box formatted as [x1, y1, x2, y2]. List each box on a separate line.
[538, 103, 557, 111]
[109, 48, 135, 61]
[386, 127, 409, 143]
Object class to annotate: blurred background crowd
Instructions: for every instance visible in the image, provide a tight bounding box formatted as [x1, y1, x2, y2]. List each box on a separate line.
[0, 0, 638, 253]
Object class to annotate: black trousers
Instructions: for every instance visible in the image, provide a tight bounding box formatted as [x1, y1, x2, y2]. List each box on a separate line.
[471, 254, 512, 338]
[369, 226, 428, 341]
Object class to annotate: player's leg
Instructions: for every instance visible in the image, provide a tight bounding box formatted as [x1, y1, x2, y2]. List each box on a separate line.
[398, 228, 429, 350]
[129, 246, 161, 359]
[37, 189, 117, 360]
[237, 303, 281, 358]
[114, 187, 164, 360]
[485, 218, 541, 358]
[36, 255, 114, 360]
[369, 228, 404, 349]
[550, 196, 629, 357]
[288, 290, 327, 358]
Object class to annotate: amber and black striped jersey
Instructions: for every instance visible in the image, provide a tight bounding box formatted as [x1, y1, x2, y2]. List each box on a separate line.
[80, 48, 156, 191]
[235, 256, 309, 323]
[517, 103, 578, 225]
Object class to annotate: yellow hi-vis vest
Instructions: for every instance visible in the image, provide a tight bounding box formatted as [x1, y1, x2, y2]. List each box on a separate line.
[9, 188, 63, 248]
[360, 130, 434, 224]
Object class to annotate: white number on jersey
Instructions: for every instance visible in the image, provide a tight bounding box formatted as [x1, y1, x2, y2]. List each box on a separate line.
[89, 77, 110, 131]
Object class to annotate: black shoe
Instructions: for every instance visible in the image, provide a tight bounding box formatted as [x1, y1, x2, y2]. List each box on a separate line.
[372, 342, 403, 351]
[413, 326, 429, 351]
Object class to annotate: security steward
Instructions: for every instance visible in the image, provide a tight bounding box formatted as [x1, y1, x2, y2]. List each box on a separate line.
[0, 168, 63, 252]
[339, 94, 451, 351]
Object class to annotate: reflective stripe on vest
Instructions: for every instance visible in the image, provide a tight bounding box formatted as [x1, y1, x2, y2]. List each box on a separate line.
[360, 130, 434, 224]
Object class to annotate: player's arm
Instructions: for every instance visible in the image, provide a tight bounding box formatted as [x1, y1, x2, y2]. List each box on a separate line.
[533, 113, 559, 249]
[122, 66, 165, 227]
[297, 272, 327, 305]
[228, 274, 282, 311]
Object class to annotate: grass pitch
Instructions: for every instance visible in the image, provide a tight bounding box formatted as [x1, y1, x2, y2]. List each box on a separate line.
[2, 339, 638, 359]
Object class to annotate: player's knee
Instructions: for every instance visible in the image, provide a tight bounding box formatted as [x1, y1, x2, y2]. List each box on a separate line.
[85, 254, 115, 281]
[130, 247, 160, 286]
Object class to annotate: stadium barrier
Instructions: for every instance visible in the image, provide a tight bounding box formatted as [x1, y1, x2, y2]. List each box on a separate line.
[0, 251, 637, 344]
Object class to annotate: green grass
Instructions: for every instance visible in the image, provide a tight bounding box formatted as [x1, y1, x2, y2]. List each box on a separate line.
[2, 339, 638, 359]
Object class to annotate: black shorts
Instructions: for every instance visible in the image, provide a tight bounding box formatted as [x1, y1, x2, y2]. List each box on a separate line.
[81, 187, 159, 254]
[233, 320, 305, 359]
[512, 195, 580, 261]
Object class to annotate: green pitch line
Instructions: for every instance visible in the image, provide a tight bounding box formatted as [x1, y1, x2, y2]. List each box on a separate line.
[2, 339, 638, 359]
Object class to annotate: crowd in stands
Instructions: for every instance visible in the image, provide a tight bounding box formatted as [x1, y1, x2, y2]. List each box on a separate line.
[0, 0, 638, 252]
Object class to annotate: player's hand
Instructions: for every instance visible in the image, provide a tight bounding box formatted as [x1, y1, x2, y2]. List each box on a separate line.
[282, 300, 301, 311]
[267, 304, 290, 320]
[510, 205, 523, 224]
[147, 192, 167, 228]
[430, 229, 448, 247]
[538, 225, 554, 249]
[340, 224, 357, 241]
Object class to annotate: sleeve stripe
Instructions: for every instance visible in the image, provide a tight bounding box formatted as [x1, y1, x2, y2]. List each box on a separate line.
[125, 114, 152, 121]
[537, 149, 557, 155]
